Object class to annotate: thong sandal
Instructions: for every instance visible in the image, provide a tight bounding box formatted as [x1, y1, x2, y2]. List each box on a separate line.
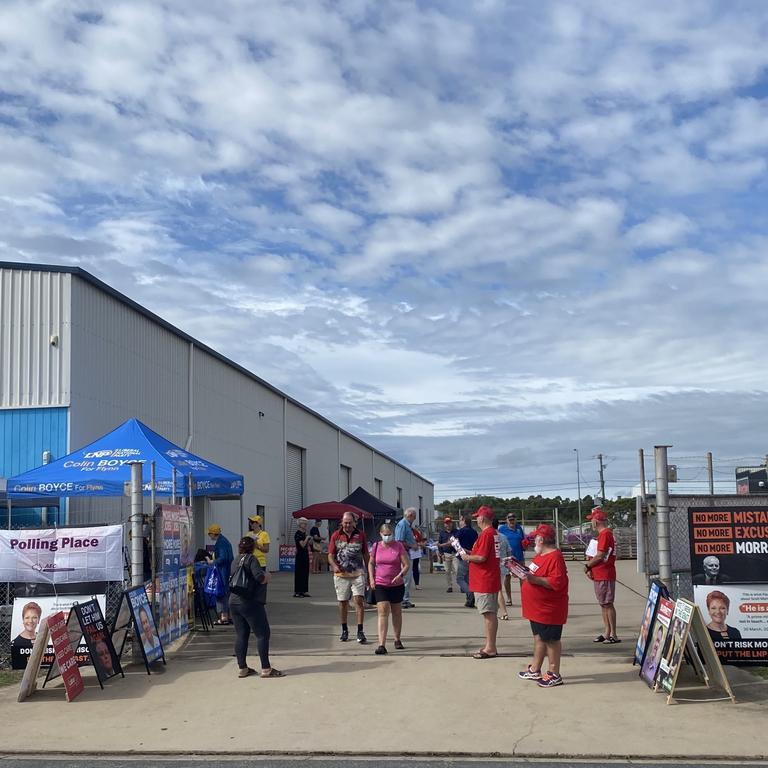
[261, 668, 285, 678]
[472, 650, 497, 659]
[500, 614, 509, 621]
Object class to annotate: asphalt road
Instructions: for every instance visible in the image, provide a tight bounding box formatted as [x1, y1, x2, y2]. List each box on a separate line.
[2, 760, 767, 768]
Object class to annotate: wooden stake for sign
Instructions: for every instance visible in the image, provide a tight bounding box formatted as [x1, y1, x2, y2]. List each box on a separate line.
[17, 618, 50, 703]
[656, 598, 736, 704]
[671, 604, 736, 704]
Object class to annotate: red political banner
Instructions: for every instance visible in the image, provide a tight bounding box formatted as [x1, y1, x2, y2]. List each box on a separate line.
[47, 610, 84, 702]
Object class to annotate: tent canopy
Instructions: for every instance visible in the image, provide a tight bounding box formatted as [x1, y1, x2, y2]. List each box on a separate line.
[7, 418, 244, 498]
[342, 486, 400, 518]
[291, 502, 372, 521]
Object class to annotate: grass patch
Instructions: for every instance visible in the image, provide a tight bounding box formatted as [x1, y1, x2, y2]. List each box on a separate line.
[751, 666, 768, 680]
[0, 670, 22, 688]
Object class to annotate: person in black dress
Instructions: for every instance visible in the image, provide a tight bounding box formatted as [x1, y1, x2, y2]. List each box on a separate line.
[294, 517, 311, 597]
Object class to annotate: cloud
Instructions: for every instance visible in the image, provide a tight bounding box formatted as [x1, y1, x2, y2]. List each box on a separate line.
[1, 0, 767, 501]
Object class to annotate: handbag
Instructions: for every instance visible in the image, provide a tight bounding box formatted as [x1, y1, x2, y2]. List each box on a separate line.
[203, 565, 221, 595]
[229, 555, 255, 598]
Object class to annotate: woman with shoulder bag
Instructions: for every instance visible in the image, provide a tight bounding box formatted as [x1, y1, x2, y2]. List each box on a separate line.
[229, 536, 284, 679]
[367, 523, 410, 655]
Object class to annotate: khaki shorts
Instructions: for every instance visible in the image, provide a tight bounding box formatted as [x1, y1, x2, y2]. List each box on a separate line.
[334, 573, 366, 602]
[475, 592, 498, 615]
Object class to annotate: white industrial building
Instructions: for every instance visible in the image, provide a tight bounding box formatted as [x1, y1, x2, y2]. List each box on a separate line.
[0, 262, 434, 569]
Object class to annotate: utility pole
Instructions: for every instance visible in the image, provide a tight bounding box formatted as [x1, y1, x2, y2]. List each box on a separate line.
[707, 451, 714, 496]
[573, 449, 582, 532]
[597, 453, 606, 503]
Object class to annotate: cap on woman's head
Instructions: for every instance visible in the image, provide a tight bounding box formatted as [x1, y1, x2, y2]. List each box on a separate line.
[207, 523, 222, 535]
[587, 507, 606, 521]
[248, 514, 263, 525]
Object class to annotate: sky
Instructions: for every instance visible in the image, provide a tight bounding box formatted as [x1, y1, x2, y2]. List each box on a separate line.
[1, 0, 768, 503]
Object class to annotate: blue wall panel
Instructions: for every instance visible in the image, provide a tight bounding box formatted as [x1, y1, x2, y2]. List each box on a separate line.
[0, 407, 68, 526]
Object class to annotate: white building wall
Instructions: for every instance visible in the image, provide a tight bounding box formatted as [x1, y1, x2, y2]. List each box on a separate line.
[191, 348, 286, 568]
[2, 265, 434, 567]
[0, 268, 71, 408]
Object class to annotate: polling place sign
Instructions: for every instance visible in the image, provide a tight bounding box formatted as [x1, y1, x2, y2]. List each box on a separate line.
[0, 525, 123, 584]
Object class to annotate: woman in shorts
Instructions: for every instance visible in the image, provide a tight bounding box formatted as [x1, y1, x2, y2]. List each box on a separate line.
[367, 523, 410, 655]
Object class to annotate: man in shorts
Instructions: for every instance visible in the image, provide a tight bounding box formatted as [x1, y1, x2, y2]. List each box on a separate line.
[517, 523, 569, 687]
[329, 512, 370, 644]
[460, 505, 500, 659]
[584, 507, 619, 644]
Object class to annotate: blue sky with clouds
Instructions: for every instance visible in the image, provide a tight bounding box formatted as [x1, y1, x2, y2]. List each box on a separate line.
[2, 1, 768, 502]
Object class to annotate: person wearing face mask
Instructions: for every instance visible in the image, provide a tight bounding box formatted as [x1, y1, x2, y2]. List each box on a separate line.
[368, 523, 410, 654]
[517, 524, 569, 688]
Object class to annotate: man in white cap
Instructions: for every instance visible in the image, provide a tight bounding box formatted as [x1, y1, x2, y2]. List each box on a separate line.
[246, 514, 270, 568]
[584, 507, 618, 644]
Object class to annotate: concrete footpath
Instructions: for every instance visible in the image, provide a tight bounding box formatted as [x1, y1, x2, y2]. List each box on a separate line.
[1, 560, 767, 760]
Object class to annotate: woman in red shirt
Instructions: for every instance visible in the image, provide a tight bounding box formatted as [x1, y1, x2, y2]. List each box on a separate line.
[517, 524, 569, 688]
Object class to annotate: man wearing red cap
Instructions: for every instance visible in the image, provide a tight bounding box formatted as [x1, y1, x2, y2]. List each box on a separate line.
[516, 523, 568, 687]
[584, 507, 619, 644]
[460, 505, 500, 659]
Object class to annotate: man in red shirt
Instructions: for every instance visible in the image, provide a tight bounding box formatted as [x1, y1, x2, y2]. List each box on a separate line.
[460, 505, 500, 659]
[584, 507, 619, 644]
[517, 523, 569, 687]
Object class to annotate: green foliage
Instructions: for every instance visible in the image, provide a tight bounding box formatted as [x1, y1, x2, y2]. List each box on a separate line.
[436, 495, 636, 528]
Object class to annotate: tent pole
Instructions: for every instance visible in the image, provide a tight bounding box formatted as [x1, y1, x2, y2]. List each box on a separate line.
[150, 461, 157, 605]
[172, 467, 177, 506]
[187, 472, 193, 508]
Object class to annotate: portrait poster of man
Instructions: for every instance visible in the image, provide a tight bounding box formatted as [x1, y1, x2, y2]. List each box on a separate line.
[634, 580, 665, 666]
[640, 596, 674, 687]
[125, 585, 164, 667]
[656, 598, 694, 696]
[688, 507, 768, 585]
[10, 593, 105, 670]
[72, 599, 123, 685]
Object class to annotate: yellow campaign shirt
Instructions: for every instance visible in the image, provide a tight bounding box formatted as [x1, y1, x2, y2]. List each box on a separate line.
[249, 530, 270, 566]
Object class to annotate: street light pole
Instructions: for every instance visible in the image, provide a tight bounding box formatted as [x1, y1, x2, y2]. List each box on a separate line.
[573, 448, 582, 533]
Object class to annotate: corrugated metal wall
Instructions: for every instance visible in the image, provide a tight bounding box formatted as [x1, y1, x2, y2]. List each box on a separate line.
[0, 406, 68, 477]
[0, 268, 71, 408]
[0, 406, 68, 526]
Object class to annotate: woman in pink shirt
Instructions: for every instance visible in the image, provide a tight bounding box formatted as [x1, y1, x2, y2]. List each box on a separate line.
[367, 523, 411, 655]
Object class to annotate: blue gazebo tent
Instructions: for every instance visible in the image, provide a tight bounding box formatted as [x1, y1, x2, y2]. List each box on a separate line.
[6, 418, 244, 499]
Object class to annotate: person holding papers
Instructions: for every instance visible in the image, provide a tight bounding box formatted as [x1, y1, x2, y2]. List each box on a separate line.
[584, 507, 619, 644]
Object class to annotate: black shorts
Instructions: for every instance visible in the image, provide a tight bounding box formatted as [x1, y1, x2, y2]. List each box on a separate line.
[530, 620, 563, 642]
[374, 584, 405, 604]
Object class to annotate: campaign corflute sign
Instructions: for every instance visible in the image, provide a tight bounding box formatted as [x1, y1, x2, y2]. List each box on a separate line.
[0, 525, 123, 583]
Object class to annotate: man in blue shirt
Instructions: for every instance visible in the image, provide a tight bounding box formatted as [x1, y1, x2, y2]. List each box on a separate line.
[455, 514, 479, 608]
[395, 507, 417, 608]
[498, 513, 526, 607]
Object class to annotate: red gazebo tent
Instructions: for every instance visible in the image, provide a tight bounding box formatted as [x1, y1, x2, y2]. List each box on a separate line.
[291, 501, 372, 520]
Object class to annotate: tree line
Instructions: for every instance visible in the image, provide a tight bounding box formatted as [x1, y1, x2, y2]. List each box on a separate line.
[435, 494, 636, 528]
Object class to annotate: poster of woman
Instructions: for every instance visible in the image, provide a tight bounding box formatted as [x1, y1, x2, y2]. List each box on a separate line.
[10, 594, 106, 669]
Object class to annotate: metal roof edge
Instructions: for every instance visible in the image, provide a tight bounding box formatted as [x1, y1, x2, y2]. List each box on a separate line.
[0, 260, 433, 488]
